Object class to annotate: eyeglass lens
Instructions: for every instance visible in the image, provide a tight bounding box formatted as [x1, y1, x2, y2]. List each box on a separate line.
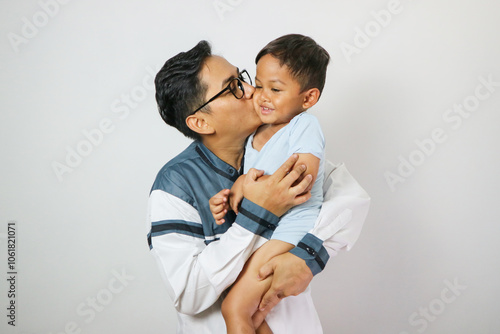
[229, 71, 251, 99]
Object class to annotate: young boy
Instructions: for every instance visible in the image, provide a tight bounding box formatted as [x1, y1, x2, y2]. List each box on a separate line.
[210, 34, 330, 333]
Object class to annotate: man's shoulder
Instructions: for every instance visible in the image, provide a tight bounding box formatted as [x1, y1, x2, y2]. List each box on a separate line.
[162, 141, 200, 169]
[152, 141, 203, 192]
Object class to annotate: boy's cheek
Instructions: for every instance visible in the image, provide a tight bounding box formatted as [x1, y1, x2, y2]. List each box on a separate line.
[252, 91, 259, 102]
[252, 97, 260, 111]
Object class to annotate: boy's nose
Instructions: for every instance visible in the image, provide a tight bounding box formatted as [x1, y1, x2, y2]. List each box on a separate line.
[260, 90, 270, 102]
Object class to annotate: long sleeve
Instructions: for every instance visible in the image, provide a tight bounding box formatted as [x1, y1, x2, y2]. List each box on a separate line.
[148, 189, 278, 315]
[289, 161, 371, 275]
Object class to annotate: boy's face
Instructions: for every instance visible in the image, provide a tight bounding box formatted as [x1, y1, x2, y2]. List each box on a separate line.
[253, 54, 308, 125]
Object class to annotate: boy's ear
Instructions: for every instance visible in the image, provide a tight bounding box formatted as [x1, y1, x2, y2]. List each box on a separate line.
[186, 113, 215, 135]
[302, 88, 321, 109]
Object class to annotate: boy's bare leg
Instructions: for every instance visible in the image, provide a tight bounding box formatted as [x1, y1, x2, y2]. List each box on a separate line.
[255, 320, 273, 334]
[252, 309, 270, 330]
[222, 240, 294, 334]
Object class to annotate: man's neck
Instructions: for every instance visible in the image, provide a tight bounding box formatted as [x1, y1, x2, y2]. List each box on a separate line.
[202, 136, 246, 170]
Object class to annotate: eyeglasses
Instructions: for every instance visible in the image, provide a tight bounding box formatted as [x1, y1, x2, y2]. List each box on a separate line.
[192, 69, 252, 114]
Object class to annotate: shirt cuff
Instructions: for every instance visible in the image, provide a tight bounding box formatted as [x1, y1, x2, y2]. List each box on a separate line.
[235, 198, 279, 239]
[289, 233, 330, 276]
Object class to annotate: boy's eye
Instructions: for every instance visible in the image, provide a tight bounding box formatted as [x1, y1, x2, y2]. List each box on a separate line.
[255, 85, 262, 89]
[271, 88, 280, 92]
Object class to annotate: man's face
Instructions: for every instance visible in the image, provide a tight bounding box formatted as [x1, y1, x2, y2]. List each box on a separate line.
[199, 56, 262, 140]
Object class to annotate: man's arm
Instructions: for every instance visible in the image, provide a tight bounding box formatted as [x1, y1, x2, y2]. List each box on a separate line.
[258, 161, 370, 311]
[290, 161, 371, 273]
[148, 155, 312, 316]
[149, 192, 278, 315]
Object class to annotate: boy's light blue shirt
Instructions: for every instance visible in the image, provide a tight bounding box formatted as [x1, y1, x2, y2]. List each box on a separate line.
[244, 112, 325, 245]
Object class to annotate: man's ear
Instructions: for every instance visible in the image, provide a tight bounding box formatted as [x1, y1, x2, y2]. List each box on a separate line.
[186, 113, 215, 135]
[302, 88, 320, 109]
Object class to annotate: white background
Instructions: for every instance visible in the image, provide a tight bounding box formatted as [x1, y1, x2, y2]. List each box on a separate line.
[1, 0, 499, 333]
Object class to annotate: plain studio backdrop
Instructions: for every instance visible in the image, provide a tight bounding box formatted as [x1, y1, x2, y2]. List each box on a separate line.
[1, 1, 499, 333]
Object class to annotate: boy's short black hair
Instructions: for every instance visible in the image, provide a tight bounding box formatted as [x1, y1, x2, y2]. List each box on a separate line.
[155, 40, 212, 141]
[255, 34, 330, 95]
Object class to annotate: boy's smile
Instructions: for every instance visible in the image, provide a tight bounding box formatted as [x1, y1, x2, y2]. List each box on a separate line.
[260, 106, 274, 116]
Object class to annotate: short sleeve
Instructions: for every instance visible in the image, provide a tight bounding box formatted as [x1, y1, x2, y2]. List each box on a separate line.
[288, 113, 325, 160]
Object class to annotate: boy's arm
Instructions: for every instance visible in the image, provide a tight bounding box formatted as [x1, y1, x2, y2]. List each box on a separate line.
[267, 113, 324, 247]
[296, 153, 320, 185]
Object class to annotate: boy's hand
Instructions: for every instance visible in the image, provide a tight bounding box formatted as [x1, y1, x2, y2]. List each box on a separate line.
[209, 189, 230, 225]
[228, 175, 246, 214]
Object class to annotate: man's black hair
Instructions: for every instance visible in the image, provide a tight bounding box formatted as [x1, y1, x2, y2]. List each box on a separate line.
[155, 40, 212, 140]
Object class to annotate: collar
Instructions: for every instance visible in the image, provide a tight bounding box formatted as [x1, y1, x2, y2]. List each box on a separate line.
[195, 142, 241, 182]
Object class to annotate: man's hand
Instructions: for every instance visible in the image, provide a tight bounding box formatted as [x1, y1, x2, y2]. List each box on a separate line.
[257, 252, 314, 312]
[243, 154, 313, 217]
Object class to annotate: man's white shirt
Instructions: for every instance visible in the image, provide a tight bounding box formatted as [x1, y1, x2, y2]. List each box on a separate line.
[147, 141, 370, 333]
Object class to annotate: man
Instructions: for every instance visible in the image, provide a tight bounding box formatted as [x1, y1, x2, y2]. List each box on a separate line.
[147, 40, 370, 333]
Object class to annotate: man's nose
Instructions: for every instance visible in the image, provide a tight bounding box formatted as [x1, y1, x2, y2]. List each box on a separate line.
[243, 81, 255, 99]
